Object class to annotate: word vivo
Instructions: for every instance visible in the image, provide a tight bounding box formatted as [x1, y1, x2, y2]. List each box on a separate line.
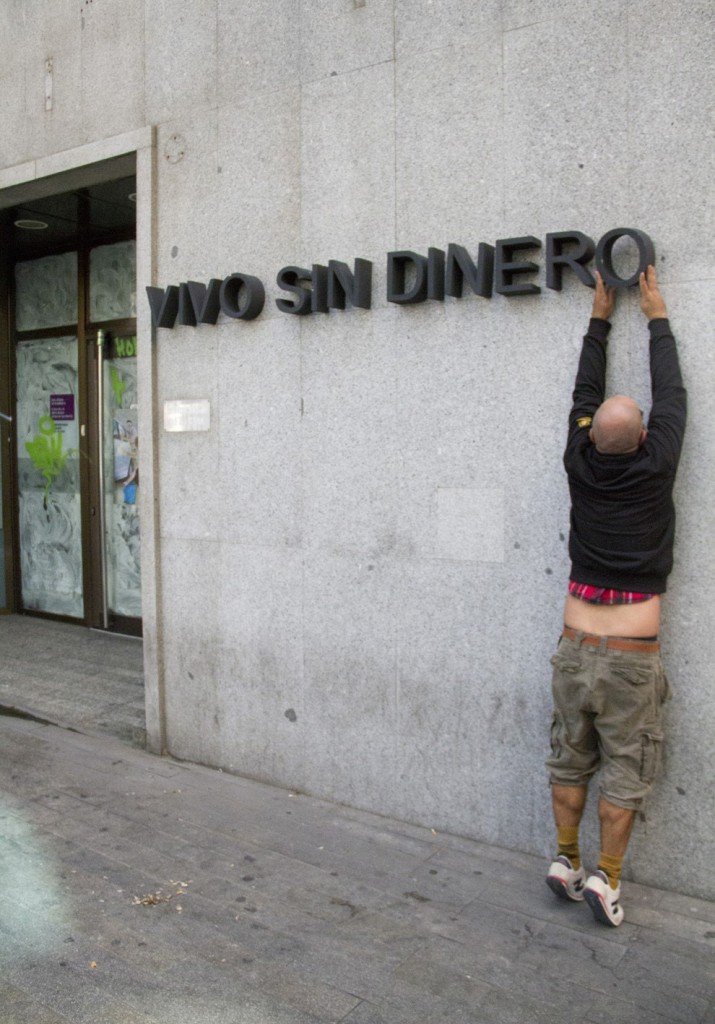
[147, 228, 654, 328]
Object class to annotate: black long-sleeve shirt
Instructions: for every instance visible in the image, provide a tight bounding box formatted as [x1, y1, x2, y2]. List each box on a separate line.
[564, 317, 687, 593]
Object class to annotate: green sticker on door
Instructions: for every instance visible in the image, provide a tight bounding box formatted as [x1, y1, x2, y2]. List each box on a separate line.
[25, 415, 76, 509]
[110, 365, 127, 407]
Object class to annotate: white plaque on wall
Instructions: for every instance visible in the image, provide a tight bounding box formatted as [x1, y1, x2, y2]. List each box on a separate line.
[163, 399, 211, 432]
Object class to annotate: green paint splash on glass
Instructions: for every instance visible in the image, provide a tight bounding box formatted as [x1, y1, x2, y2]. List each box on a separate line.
[25, 416, 75, 510]
[110, 366, 126, 407]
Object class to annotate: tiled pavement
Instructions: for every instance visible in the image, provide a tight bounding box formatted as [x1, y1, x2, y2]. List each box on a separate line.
[0, 615, 145, 747]
[0, 714, 713, 1024]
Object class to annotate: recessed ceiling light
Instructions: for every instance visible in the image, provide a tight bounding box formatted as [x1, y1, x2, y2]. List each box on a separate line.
[128, 192, 137, 202]
[14, 218, 49, 230]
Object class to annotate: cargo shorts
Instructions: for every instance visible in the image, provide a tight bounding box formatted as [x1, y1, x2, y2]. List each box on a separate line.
[545, 631, 672, 809]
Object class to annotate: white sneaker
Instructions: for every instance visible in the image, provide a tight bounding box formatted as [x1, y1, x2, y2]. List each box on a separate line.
[546, 855, 586, 902]
[584, 869, 624, 927]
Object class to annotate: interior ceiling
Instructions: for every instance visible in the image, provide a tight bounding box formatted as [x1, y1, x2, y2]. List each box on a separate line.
[9, 175, 136, 258]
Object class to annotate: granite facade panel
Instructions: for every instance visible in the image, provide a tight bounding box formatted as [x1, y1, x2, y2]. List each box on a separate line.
[1, 1, 713, 899]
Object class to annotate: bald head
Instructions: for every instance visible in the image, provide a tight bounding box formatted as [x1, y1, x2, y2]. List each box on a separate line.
[590, 396, 646, 454]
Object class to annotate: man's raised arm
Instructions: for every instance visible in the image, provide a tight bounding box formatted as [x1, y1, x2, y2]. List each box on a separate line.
[640, 265, 687, 470]
[565, 271, 616, 453]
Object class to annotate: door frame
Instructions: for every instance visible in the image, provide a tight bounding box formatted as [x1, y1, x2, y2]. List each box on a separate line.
[0, 127, 166, 753]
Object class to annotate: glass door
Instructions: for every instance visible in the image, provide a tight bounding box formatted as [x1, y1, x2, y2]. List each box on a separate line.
[87, 241, 141, 635]
[94, 331, 141, 631]
[0, 428, 4, 608]
[0, 407, 8, 611]
[16, 333, 83, 616]
[11, 235, 140, 634]
[14, 251, 84, 619]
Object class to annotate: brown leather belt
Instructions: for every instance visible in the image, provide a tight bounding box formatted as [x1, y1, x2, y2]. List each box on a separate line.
[562, 626, 660, 653]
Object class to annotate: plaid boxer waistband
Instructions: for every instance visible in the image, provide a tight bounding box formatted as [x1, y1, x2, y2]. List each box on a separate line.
[561, 626, 660, 654]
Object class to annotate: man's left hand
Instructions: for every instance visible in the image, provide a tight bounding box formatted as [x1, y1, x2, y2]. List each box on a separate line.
[591, 270, 616, 321]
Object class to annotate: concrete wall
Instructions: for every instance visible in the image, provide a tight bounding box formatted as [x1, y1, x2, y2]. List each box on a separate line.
[2, 1, 713, 899]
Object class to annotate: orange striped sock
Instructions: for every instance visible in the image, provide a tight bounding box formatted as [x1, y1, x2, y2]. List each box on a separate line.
[598, 853, 623, 889]
[556, 826, 581, 870]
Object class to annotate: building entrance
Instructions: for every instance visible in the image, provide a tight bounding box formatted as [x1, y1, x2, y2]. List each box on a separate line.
[0, 407, 7, 612]
[4, 177, 140, 636]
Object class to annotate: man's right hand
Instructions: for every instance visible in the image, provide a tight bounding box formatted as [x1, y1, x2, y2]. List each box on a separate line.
[639, 264, 668, 320]
[591, 270, 616, 320]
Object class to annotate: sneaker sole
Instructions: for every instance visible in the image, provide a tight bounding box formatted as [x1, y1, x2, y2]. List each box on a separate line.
[584, 887, 621, 926]
[546, 874, 584, 902]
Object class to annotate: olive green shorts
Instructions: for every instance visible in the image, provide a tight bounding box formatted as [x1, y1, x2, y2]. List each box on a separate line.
[545, 632, 672, 810]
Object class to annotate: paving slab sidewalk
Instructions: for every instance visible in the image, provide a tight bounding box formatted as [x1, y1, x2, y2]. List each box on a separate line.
[0, 616, 145, 747]
[0, 715, 713, 1024]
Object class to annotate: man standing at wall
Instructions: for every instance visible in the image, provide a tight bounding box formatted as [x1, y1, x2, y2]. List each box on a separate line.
[545, 265, 686, 926]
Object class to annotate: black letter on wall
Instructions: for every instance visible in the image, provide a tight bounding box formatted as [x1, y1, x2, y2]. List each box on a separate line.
[177, 283, 197, 326]
[445, 242, 495, 299]
[147, 285, 179, 328]
[311, 265, 329, 313]
[186, 279, 222, 323]
[427, 248, 445, 301]
[545, 232, 595, 291]
[494, 236, 541, 296]
[276, 266, 312, 315]
[327, 259, 372, 310]
[595, 228, 655, 288]
[386, 251, 427, 304]
[219, 274, 266, 320]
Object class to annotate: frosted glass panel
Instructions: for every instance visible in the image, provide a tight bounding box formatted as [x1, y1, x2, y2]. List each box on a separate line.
[90, 241, 136, 321]
[15, 252, 78, 332]
[103, 336, 141, 617]
[0, 428, 5, 608]
[16, 336, 83, 617]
